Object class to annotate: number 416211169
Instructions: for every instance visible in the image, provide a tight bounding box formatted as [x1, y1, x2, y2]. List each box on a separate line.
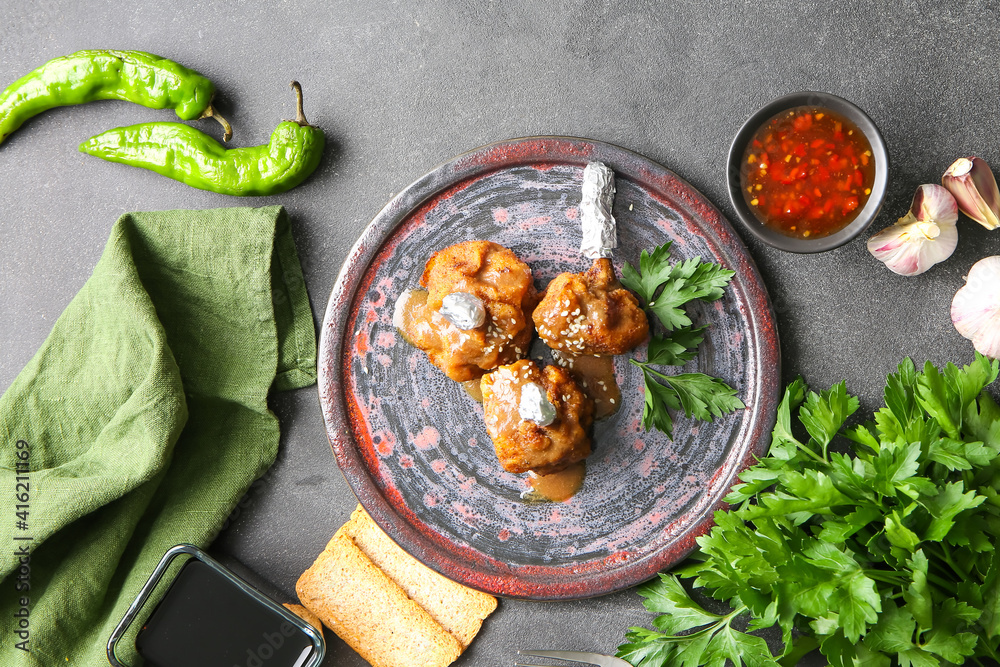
[14, 439, 29, 530]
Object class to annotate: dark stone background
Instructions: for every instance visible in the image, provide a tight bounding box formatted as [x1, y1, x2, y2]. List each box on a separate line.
[2, 1, 998, 665]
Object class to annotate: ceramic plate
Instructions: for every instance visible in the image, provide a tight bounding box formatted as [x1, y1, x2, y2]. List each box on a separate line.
[318, 137, 780, 600]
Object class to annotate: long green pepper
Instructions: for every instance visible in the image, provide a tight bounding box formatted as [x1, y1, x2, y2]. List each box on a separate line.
[0, 49, 231, 144]
[79, 81, 324, 196]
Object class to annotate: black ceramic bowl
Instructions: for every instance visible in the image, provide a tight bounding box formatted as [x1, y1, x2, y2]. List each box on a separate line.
[727, 91, 889, 253]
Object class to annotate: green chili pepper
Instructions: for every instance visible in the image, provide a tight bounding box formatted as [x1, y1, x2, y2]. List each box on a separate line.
[0, 49, 231, 145]
[79, 81, 324, 196]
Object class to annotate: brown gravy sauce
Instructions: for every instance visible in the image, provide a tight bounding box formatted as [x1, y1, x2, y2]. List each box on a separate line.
[461, 379, 484, 403]
[552, 351, 620, 419]
[525, 461, 586, 502]
[392, 287, 430, 347]
[396, 288, 488, 404]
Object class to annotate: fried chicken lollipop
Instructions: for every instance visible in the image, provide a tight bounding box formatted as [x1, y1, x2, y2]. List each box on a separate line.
[395, 240, 538, 382]
[532, 257, 648, 356]
[481, 359, 594, 475]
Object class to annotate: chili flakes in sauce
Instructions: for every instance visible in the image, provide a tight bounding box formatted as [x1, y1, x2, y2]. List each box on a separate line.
[740, 106, 875, 239]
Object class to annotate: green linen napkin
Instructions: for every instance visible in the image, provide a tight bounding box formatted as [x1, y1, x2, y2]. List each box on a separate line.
[0, 206, 317, 666]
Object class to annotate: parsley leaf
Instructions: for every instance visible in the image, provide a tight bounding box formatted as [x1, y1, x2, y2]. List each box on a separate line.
[663, 372, 746, 421]
[621, 244, 735, 331]
[646, 327, 705, 367]
[635, 366, 680, 437]
[620, 243, 675, 305]
[618, 353, 1000, 667]
[798, 381, 859, 454]
[631, 361, 745, 438]
[620, 574, 778, 667]
[640, 574, 723, 632]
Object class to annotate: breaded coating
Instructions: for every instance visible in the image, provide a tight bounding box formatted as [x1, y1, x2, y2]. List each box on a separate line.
[533, 257, 648, 356]
[400, 241, 538, 382]
[481, 360, 593, 475]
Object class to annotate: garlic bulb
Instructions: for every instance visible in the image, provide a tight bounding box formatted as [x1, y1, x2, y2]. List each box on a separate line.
[942, 157, 1000, 230]
[867, 184, 959, 276]
[952, 256, 1000, 359]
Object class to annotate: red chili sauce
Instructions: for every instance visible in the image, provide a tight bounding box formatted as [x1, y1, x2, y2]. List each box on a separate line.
[740, 106, 875, 239]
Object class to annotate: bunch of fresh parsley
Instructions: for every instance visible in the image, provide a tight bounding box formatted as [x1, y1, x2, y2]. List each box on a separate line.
[617, 354, 1000, 667]
[620, 243, 744, 438]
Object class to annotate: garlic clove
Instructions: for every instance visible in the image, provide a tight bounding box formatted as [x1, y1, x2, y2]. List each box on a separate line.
[952, 256, 1000, 358]
[942, 157, 1000, 230]
[912, 181, 960, 227]
[867, 184, 958, 276]
[972, 313, 1000, 359]
[952, 289, 997, 341]
[867, 225, 958, 276]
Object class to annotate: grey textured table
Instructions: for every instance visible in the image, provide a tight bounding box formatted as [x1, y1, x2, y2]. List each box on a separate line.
[2, 1, 999, 665]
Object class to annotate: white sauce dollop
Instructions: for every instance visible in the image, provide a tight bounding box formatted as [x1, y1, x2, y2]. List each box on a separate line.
[518, 382, 557, 427]
[439, 292, 486, 330]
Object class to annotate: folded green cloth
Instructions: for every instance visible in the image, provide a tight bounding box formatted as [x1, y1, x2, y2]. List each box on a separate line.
[0, 206, 316, 666]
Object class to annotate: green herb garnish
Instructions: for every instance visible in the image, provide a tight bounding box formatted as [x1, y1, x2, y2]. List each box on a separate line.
[621, 244, 736, 332]
[620, 243, 744, 438]
[618, 354, 1000, 667]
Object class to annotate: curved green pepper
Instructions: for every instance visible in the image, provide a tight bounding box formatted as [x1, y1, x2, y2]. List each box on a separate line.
[79, 81, 324, 196]
[0, 49, 231, 145]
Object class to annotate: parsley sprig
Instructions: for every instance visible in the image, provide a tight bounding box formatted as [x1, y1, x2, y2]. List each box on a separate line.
[620, 243, 744, 438]
[621, 244, 736, 331]
[618, 353, 1000, 667]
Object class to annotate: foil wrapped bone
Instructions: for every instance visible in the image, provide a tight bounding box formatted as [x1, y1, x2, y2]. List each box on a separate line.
[580, 161, 617, 259]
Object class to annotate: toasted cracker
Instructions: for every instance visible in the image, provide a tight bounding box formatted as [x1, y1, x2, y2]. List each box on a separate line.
[338, 506, 498, 648]
[296, 532, 462, 667]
